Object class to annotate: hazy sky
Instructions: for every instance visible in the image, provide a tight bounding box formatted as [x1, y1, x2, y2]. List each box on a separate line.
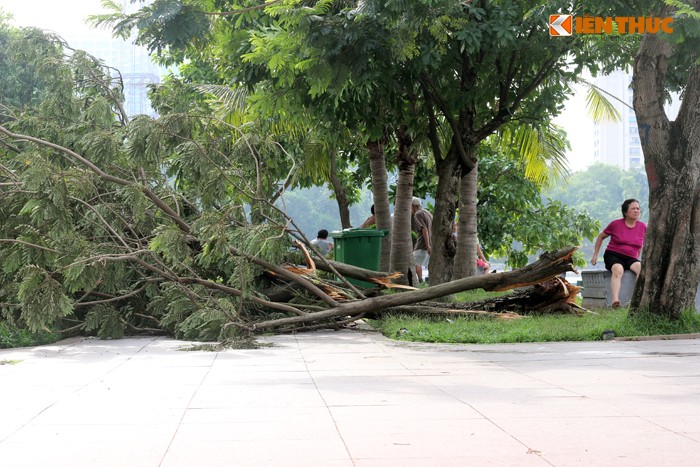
[0, 0, 595, 171]
[0, 0, 109, 36]
[553, 80, 595, 172]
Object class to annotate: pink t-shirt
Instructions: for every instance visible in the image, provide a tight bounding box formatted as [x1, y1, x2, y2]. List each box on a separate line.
[603, 218, 647, 259]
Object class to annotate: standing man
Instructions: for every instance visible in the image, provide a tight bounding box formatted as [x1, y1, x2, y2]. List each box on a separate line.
[411, 197, 433, 283]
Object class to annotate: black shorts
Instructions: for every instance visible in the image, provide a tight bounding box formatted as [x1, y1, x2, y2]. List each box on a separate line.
[604, 250, 640, 271]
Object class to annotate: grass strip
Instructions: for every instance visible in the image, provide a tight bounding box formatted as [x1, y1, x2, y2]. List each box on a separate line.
[372, 289, 700, 344]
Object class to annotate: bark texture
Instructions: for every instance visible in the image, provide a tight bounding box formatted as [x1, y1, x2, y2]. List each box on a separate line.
[631, 22, 700, 317]
[386, 277, 583, 318]
[454, 162, 478, 279]
[428, 152, 460, 285]
[389, 125, 417, 285]
[367, 138, 392, 271]
[328, 149, 351, 229]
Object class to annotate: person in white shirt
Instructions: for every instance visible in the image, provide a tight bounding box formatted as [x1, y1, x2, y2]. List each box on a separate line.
[310, 229, 334, 256]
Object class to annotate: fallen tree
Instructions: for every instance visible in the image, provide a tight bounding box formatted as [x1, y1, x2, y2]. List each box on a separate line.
[251, 247, 579, 332]
[382, 277, 585, 320]
[0, 122, 584, 340]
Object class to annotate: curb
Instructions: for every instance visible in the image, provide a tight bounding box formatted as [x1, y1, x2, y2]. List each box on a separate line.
[614, 333, 700, 341]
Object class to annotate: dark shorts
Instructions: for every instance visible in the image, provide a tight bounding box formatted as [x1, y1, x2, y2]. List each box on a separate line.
[604, 250, 640, 271]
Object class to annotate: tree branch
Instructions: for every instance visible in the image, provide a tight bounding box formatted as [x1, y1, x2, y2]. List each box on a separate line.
[0, 239, 59, 253]
[74, 280, 162, 307]
[0, 126, 192, 234]
[420, 74, 475, 171]
[201, 0, 284, 16]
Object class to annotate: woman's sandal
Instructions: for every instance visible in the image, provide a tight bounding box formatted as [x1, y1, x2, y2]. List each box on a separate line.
[612, 301, 621, 308]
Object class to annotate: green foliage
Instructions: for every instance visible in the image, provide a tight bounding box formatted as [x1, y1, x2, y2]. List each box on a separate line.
[453, 289, 511, 303]
[661, 0, 700, 83]
[174, 300, 232, 341]
[83, 305, 124, 339]
[150, 225, 194, 270]
[545, 163, 650, 236]
[157, 284, 202, 333]
[477, 144, 600, 269]
[3, 1, 677, 342]
[585, 83, 623, 123]
[0, 25, 306, 342]
[497, 121, 571, 188]
[17, 266, 73, 333]
[0, 321, 60, 349]
[89, 0, 212, 57]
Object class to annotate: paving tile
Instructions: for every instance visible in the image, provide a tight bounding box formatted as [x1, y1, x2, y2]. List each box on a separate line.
[173, 417, 340, 441]
[181, 406, 334, 424]
[31, 403, 186, 425]
[329, 402, 484, 421]
[645, 415, 700, 435]
[189, 383, 327, 409]
[0, 440, 169, 467]
[353, 456, 549, 467]
[469, 393, 630, 419]
[203, 369, 314, 385]
[336, 418, 532, 460]
[492, 415, 700, 465]
[161, 438, 352, 467]
[562, 383, 700, 417]
[2, 422, 178, 444]
[2, 332, 700, 466]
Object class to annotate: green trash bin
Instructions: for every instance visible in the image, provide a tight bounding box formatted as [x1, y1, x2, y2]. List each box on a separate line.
[329, 228, 388, 287]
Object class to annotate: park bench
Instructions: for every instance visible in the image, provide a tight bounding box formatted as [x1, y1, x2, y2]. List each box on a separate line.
[581, 269, 700, 311]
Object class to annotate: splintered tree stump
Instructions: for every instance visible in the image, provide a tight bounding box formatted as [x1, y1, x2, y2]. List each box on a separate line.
[456, 277, 584, 315]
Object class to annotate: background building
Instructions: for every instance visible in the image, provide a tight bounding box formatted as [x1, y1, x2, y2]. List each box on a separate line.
[56, 0, 167, 118]
[592, 69, 680, 170]
[66, 34, 167, 118]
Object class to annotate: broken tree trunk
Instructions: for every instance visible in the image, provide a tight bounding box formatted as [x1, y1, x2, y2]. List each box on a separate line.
[375, 277, 585, 319]
[313, 257, 405, 287]
[463, 277, 583, 314]
[251, 247, 578, 332]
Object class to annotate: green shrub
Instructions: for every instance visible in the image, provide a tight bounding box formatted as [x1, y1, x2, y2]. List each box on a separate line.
[0, 321, 61, 349]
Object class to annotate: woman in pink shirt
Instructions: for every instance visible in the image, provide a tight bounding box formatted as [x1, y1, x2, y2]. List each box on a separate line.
[591, 199, 647, 308]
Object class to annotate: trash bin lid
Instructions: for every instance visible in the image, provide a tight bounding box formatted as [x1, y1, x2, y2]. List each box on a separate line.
[329, 228, 388, 238]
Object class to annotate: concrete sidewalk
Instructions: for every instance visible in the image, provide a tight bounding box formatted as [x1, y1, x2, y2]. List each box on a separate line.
[1, 330, 700, 466]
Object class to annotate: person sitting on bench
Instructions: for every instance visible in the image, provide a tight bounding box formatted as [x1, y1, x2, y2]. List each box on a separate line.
[590, 199, 647, 308]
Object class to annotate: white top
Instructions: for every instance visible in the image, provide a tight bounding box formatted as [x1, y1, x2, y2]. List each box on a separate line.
[311, 238, 333, 256]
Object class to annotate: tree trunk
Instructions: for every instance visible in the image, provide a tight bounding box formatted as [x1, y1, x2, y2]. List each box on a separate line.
[428, 149, 460, 285]
[386, 277, 583, 317]
[367, 138, 392, 271]
[314, 258, 403, 284]
[328, 149, 352, 229]
[454, 160, 478, 278]
[389, 126, 417, 285]
[630, 27, 700, 318]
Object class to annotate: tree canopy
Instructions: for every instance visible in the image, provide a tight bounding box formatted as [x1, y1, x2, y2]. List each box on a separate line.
[4, 0, 695, 342]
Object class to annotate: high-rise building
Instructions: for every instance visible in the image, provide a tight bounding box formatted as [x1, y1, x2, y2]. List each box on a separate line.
[592, 69, 680, 170]
[62, 0, 167, 118]
[67, 35, 167, 118]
